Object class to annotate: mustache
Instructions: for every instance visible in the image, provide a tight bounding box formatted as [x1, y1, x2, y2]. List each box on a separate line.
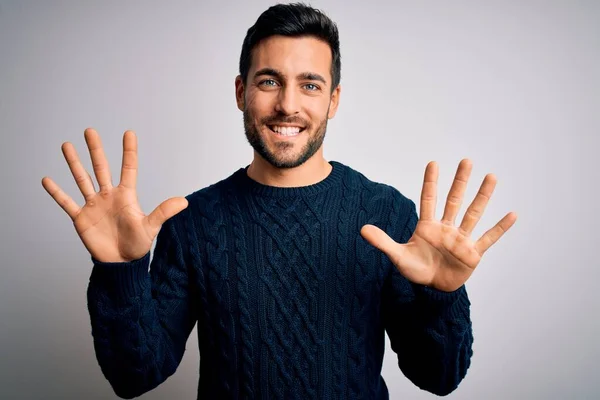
[260, 115, 309, 128]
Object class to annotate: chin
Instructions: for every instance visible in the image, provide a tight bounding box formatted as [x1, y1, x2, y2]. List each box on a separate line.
[263, 153, 307, 169]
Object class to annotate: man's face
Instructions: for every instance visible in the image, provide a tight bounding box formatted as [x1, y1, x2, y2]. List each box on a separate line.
[235, 35, 340, 169]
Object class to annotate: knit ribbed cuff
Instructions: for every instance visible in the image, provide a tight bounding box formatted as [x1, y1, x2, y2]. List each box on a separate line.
[89, 252, 151, 300]
[416, 284, 471, 320]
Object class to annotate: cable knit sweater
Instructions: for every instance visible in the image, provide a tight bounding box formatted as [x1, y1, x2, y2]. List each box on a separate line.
[87, 161, 473, 399]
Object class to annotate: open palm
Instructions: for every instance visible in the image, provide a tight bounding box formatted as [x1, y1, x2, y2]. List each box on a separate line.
[42, 128, 188, 263]
[361, 159, 517, 292]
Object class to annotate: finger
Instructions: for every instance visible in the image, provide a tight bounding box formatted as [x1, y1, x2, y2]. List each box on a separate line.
[119, 130, 138, 189]
[474, 212, 518, 256]
[61, 142, 96, 200]
[459, 173, 497, 236]
[146, 197, 189, 236]
[419, 161, 438, 221]
[84, 128, 113, 191]
[441, 158, 472, 225]
[41, 176, 81, 220]
[360, 224, 405, 262]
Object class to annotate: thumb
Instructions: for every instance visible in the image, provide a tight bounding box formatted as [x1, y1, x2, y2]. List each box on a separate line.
[147, 196, 189, 234]
[360, 224, 398, 259]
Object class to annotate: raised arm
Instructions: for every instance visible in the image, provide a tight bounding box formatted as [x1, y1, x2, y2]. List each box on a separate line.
[88, 214, 197, 398]
[380, 200, 473, 395]
[361, 159, 517, 395]
[42, 128, 194, 398]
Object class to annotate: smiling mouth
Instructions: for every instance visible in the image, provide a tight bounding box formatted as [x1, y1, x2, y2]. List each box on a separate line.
[268, 125, 306, 137]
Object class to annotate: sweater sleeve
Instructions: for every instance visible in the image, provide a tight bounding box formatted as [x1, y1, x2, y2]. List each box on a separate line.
[381, 196, 474, 396]
[86, 214, 198, 399]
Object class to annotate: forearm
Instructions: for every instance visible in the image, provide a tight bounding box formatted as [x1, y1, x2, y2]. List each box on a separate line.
[385, 279, 473, 396]
[87, 218, 197, 399]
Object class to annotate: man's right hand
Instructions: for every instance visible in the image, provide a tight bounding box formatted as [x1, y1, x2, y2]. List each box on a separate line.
[42, 128, 188, 263]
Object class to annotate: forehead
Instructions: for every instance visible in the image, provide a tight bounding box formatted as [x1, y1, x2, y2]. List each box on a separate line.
[250, 35, 332, 78]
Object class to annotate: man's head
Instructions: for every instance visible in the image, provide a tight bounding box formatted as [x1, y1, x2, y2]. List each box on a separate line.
[235, 3, 341, 169]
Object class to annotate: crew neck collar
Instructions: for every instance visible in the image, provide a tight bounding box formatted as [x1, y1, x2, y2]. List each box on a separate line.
[233, 161, 345, 197]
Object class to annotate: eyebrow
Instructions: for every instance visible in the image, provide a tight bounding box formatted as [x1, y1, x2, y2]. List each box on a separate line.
[253, 68, 328, 85]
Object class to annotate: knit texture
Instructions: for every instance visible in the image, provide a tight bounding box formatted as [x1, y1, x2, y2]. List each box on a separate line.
[87, 161, 473, 399]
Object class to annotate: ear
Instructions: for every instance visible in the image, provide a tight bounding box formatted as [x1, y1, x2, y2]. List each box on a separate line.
[235, 75, 245, 111]
[328, 84, 341, 119]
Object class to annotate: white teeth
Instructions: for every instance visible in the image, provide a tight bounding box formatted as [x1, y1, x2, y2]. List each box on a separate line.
[271, 126, 301, 136]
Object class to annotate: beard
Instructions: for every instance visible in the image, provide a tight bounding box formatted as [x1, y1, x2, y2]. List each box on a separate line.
[243, 108, 329, 169]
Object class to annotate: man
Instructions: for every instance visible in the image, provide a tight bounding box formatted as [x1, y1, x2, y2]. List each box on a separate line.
[41, 3, 517, 399]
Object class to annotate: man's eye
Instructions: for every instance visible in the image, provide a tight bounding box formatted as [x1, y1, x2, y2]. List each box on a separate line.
[260, 79, 278, 86]
[304, 83, 319, 91]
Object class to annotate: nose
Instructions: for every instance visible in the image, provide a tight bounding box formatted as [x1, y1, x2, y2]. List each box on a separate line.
[274, 86, 300, 115]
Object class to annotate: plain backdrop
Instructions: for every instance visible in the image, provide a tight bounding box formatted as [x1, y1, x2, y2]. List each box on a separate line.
[1, 0, 599, 399]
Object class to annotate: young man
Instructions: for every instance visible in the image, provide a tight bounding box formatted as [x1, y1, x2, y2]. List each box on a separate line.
[42, 3, 516, 399]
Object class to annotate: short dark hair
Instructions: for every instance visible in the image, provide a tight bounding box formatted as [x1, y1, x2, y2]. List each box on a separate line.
[239, 3, 341, 92]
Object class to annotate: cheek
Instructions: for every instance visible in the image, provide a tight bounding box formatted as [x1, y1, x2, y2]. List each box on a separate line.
[244, 93, 259, 112]
[246, 89, 276, 112]
[306, 101, 330, 123]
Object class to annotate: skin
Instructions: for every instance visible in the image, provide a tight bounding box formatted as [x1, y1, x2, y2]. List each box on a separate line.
[41, 129, 188, 262]
[361, 159, 518, 292]
[42, 34, 517, 288]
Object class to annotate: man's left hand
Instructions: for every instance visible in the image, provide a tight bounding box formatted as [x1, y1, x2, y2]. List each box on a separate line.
[361, 159, 517, 292]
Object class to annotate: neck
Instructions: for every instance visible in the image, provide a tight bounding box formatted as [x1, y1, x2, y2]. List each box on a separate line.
[247, 151, 332, 188]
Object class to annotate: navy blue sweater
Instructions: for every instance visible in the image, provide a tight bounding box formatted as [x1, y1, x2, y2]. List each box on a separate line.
[87, 161, 473, 399]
